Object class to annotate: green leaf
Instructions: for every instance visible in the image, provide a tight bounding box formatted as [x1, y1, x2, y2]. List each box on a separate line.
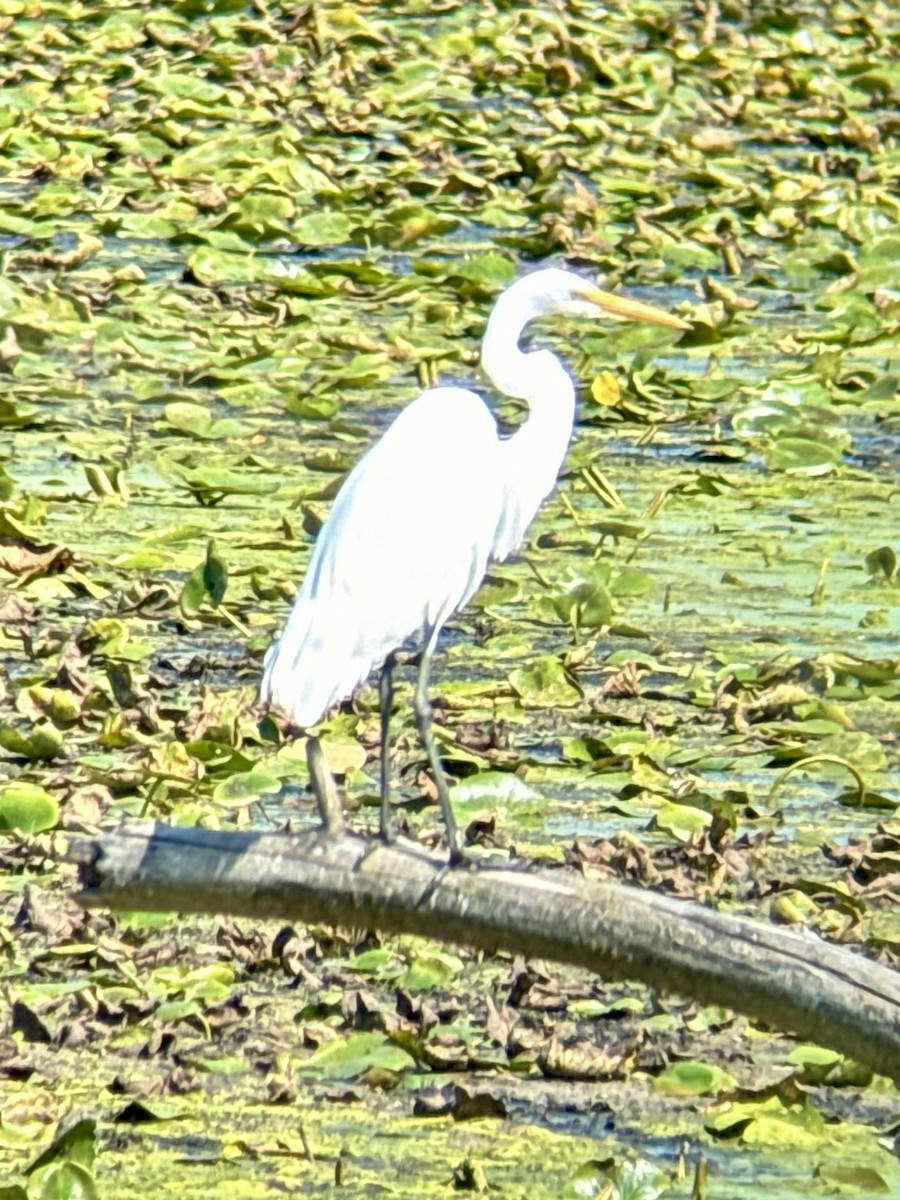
[0, 723, 64, 762]
[186, 246, 257, 286]
[153, 999, 204, 1025]
[470, 572, 522, 608]
[159, 73, 227, 104]
[786, 1044, 842, 1068]
[173, 0, 248, 16]
[25, 1118, 96, 1176]
[183, 465, 280, 501]
[568, 996, 645, 1019]
[0, 782, 60, 834]
[0, 465, 15, 501]
[301, 1032, 414, 1081]
[610, 568, 655, 599]
[179, 564, 207, 618]
[652, 801, 712, 842]
[228, 192, 296, 239]
[857, 233, 900, 288]
[211, 772, 282, 807]
[401, 950, 464, 992]
[157, 456, 281, 505]
[453, 252, 516, 287]
[508, 656, 581, 707]
[23, 686, 81, 726]
[345, 948, 398, 974]
[163, 401, 253, 441]
[550, 566, 615, 634]
[766, 436, 843, 475]
[815, 1165, 890, 1194]
[654, 1061, 735, 1097]
[0, 1183, 29, 1199]
[184, 741, 255, 773]
[706, 1096, 825, 1147]
[370, 204, 458, 248]
[33, 1161, 98, 1200]
[0, 397, 41, 427]
[190, 1055, 250, 1076]
[450, 771, 542, 805]
[292, 211, 351, 246]
[562, 1156, 667, 1200]
[318, 738, 367, 775]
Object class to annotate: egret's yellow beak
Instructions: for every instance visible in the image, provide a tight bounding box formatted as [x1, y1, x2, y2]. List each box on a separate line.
[586, 286, 690, 331]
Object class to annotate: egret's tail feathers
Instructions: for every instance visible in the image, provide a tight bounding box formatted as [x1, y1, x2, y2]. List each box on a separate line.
[260, 604, 368, 729]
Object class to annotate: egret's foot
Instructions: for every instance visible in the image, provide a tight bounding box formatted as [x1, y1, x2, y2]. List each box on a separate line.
[378, 816, 398, 846]
[443, 814, 466, 865]
[447, 842, 466, 867]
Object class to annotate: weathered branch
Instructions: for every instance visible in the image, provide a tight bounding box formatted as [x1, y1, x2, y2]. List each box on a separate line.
[70, 821, 900, 1081]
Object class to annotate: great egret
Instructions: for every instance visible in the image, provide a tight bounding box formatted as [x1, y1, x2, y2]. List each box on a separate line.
[261, 267, 688, 860]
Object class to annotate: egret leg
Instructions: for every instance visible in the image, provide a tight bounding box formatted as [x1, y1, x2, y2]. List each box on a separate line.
[306, 735, 342, 837]
[413, 626, 463, 863]
[378, 653, 396, 843]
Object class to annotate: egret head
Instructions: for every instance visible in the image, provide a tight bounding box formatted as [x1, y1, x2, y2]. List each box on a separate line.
[516, 267, 690, 330]
[482, 265, 688, 400]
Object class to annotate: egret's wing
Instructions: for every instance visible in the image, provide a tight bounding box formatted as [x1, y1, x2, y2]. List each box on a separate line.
[260, 387, 505, 727]
[490, 479, 534, 562]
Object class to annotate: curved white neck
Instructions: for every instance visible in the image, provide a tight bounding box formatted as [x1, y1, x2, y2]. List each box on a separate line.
[480, 305, 577, 557]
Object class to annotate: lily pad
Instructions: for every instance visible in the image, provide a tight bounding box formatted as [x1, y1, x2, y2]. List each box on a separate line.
[766, 437, 843, 475]
[0, 723, 64, 762]
[509, 656, 581, 708]
[0, 781, 60, 834]
[293, 212, 352, 247]
[163, 402, 254, 441]
[450, 772, 542, 805]
[301, 1032, 415, 1081]
[654, 1061, 736, 1097]
[211, 772, 282, 807]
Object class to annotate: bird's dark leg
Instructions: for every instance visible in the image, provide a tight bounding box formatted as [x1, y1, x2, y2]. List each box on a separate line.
[306, 735, 343, 837]
[378, 653, 396, 843]
[413, 627, 463, 863]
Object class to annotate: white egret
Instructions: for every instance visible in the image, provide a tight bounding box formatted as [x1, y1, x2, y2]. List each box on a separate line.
[261, 267, 688, 860]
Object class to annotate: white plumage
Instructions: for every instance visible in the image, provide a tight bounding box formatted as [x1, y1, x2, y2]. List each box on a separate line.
[261, 387, 506, 725]
[260, 267, 687, 858]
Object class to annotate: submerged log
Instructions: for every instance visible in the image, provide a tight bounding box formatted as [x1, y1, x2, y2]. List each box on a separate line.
[70, 819, 900, 1081]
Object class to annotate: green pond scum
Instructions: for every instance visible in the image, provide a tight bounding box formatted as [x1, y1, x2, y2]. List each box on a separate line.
[1, 0, 898, 1195]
